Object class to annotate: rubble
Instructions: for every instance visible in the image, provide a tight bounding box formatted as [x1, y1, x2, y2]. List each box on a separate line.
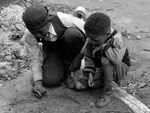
[47, 3, 74, 13]
[0, 4, 30, 81]
[0, 5, 25, 31]
[0, 0, 89, 81]
[121, 30, 137, 39]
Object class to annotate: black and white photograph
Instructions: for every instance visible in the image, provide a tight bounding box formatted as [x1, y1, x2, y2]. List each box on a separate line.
[0, 0, 150, 113]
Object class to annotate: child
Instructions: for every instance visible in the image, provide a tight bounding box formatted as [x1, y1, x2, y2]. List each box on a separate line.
[75, 12, 130, 107]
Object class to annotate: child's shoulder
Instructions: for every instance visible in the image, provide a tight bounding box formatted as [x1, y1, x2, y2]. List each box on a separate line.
[113, 31, 122, 40]
[111, 29, 125, 49]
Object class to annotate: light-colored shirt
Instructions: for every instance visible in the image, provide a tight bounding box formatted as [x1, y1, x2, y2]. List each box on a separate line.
[25, 12, 85, 81]
[48, 23, 57, 42]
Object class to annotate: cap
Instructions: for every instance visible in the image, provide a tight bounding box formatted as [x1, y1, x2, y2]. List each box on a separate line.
[22, 5, 49, 31]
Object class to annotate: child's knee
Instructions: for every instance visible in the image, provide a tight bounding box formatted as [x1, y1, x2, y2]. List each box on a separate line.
[101, 57, 111, 66]
[74, 81, 87, 90]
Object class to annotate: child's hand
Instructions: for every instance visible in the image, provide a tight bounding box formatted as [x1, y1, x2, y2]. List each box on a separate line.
[88, 73, 94, 87]
[93, 44, 105, 57]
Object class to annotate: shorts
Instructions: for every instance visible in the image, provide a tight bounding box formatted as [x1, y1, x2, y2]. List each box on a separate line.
[75, 62, 129, 88]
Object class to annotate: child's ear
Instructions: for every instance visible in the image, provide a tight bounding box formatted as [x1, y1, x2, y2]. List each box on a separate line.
[106, 28, 111, 35]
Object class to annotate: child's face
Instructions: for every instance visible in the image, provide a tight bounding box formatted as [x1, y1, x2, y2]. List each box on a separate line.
[87, 29, 111, 46]
[90, 34, 107, 46]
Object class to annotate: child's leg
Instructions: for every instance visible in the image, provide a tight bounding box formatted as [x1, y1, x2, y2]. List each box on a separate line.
[95, 56, 113, 108]
[101, 56, 114, 94]
[114, 62, 129, 85]
[75, 81, 87, 90]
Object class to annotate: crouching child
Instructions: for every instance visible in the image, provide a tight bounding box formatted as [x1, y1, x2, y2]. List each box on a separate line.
[71, 12, 131, 108]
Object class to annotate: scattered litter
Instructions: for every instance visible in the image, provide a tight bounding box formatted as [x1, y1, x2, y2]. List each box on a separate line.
[0, 83, 3, 87]
[121, 30, 137, 39]
[126, 83, 138, 96]
[0, 62, 12, 68]
[0, 4, 30, 81]
[106, 8, 114, 11]
[46, 4, 74, 13]
[88, 102, 95, 107]
[54, 109, 58, 112]
[139, 30, 149, 33]
[130, 58, 138, 63]
[0, 100, 8, 107]
[0, 5, 25, 31]
[140, 71, 149, 77]
[136, 34, 141, 40]
[142, 48, 150, 52]
[138, 82, 147, 88]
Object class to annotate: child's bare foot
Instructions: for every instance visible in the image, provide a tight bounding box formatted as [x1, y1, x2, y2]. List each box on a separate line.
[105, 86, 113, 95]
[75, 81, 87, 90]
[95, 95, 111, 108]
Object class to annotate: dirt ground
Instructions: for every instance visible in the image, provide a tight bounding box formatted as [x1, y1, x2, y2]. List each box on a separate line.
[0, 0, 150, 113]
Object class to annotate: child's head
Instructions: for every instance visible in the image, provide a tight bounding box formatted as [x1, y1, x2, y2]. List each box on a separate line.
[84, 12, 111, 45]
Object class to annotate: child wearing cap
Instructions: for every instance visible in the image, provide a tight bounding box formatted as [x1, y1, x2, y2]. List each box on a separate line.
[74, 12, 130, 107]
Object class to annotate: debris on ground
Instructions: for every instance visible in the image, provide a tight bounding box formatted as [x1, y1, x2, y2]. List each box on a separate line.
[0, 5, 25, 31]
[0, 0, 150, 112]
[0, 4, 30, 81]
[47, 3, 74, 13]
